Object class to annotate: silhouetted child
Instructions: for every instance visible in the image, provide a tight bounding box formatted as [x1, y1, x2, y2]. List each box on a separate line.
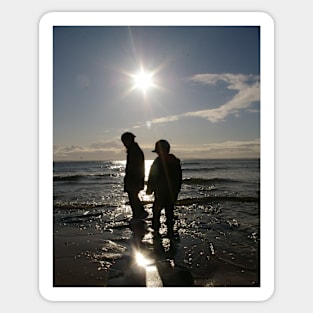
[146, 140, 182, 237]
[121, 132, 148, 220]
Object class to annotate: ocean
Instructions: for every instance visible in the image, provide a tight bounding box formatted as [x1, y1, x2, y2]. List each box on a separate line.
[53, 158, 260, 287]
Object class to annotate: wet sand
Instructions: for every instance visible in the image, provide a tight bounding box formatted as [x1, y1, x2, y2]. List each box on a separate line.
[54, 219, 259, 288]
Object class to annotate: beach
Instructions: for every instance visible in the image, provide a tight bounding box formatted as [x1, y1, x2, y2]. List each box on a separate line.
[53, 159, 260, 287]
[53, 205, 259, 287]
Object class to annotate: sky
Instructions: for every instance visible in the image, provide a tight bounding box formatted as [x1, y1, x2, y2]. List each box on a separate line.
[53, 26, 260, 161]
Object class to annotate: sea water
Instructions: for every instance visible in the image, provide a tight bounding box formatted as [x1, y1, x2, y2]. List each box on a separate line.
[53, 159, 260, 285]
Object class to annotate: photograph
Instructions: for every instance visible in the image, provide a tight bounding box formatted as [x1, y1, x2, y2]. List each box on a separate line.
[39, 12, 274, 301]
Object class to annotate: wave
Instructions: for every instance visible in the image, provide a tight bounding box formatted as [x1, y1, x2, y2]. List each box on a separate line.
[53, 173, 120, 182]
[53, 195, 259, 210]
[175, 196, 259, 205]
[53, 201, 110, 210]
[182, 167, 227, 172]
[54, 175, 238, 185]
[182, 177, 238, 185]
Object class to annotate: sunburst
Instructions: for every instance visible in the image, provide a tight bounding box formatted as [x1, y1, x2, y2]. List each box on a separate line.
[131, 69, 155, 94]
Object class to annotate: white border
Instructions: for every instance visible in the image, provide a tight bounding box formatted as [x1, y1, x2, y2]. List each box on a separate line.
[39, 11, 274, 302]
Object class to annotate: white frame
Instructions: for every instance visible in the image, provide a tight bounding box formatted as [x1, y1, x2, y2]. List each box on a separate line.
[39, 11, 274, 302]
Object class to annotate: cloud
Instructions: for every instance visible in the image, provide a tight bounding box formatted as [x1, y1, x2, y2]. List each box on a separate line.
[54, 138, 260, 161]
[53, 140, 124, 160]
[151, 115, 180, 124]
[151, 73, 260, 124]
[89, 141, 121, 151]
[172, 139, 260, 159]
[53, 145, 87, 156]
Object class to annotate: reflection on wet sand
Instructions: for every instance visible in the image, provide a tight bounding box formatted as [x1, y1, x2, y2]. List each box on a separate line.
[107, 218, 194, 287]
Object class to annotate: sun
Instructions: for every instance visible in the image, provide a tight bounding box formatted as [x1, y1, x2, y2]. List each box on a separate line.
[132, 69, 155, 93]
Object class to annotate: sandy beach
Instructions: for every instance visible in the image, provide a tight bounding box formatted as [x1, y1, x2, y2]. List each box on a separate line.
[54, 208, 259, 288]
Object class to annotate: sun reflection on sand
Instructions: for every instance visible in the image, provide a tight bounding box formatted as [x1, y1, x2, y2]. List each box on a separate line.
[134, 251, 163, 287]
[135, 251, 153, 267]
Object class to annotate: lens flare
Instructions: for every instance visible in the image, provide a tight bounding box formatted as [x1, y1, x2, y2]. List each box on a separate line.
[132, 69, 154, 93]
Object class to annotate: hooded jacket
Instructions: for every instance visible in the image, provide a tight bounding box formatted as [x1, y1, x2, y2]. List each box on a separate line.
[147, 153, 182, 204]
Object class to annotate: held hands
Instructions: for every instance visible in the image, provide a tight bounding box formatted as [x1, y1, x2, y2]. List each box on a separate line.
[146, 188, 153, 195]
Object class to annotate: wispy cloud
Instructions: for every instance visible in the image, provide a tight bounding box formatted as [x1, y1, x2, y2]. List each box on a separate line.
[151, 73, 260, 124]
[151, 115, 180, 124]
[54, 138, 260, 161]
[53, 140, 124, 160]
[172, 139, 260, 159]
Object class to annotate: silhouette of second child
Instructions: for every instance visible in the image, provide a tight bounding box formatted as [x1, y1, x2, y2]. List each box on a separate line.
[146, 140, 182, 237]
[121, 132, 148, 220]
